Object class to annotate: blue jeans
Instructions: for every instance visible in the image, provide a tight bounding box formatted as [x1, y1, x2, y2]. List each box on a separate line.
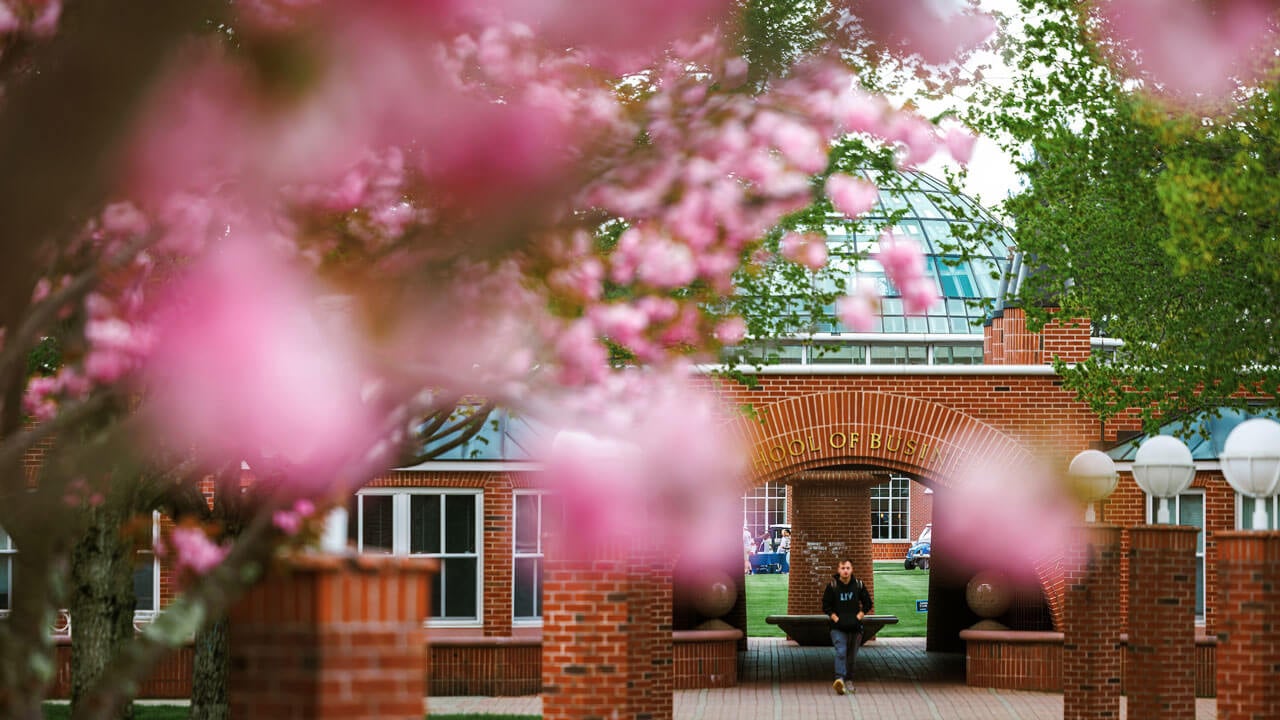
[781, 552, 790, 573]
[831, 627, 863, 681]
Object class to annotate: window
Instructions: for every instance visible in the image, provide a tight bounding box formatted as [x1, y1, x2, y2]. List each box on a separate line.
[0, 525, 13, 613]
[349, 490, 481, 622]
[133, 514, 160, 619]
[1238, 494, 1279, 530]
[1148, 491, 1205, 618]
[514, 492, 559, 621]
[742, 483, 788, 540]
[933, 345, 983, 365]
[869, 345, 927, 365]
[871, 476, 910, 541]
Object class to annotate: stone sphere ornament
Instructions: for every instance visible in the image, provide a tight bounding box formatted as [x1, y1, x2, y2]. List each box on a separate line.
[966, 570, 1012, 630]
[690, 570, 737, 618]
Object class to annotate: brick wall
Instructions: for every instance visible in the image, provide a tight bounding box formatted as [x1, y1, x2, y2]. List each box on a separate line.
[228, 554, 432, 720]
[789, 482, 872, 616]
[1213, 532, 1280, 718]
[1062, 524, 1122, 719]
[1127, 525, 1198, 718]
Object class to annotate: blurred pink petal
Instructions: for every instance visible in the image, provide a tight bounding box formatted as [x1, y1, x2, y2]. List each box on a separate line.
[836, 280, 880, 332]
[900, 277, 940, 315]
[1098, 0, 1276, 102]
[168, 527, 231, 576]
[826, 174, 879, 218]
[844, 0, 995, 65]
[780, 232, 828, 271]
[943, 124, 977, 165]
[144, 238, 378, 484]
[935, 454, 1078, 584]
[541, 378, 745, 568]
[273, 510, 303, 535]
[714, 316, 747, 344]
[877, 230, 926, 285]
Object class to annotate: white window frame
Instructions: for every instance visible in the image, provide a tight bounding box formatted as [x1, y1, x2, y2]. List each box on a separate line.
[0, 525, 13, 615]
[1146, 489, 1206, 622]
[132, 512, 161, 627]
[513, 490, 551, 624]
[742, 482, 788, 542]
[1236, 494, 1279, 531]
[351, 488, 483, 627]
[871, 475, 911, 542]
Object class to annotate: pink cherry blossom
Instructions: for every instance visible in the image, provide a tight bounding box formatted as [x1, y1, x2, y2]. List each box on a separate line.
[826, 173, 879, 218]
[167, 527, 231, 577]
[877, 230, 926, 284]
[1097, 0, 1277, 103]
[0, 3, 18, 34]
[845, 0, 996, 66]
[780, 232, 828, 272]
[272, 510, 303, 535]
[943, 124, 977, 165]
[900, 276, 940, 315]
[714, 316, 747, 344]
[143, 238, 379, 484]
[836, 280, 880, 332]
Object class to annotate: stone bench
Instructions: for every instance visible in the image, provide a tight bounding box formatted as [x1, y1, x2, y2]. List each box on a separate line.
[765, 614, 899, 646]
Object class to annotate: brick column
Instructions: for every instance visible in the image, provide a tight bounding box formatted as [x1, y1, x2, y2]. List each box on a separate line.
[1063, 524, 1122, 720]
[1127, 525, 1198, 719]
[789, 482, 872, 616]
[542, 544, 673, 720]
[229, 554, 433, 720]
[1215, 531, 1280, 719]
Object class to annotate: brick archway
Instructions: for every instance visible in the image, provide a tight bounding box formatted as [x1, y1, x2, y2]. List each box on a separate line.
[731, 390, 1066, 631]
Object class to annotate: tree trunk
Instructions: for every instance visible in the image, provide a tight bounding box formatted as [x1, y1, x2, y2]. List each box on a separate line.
[69, 501, 137, 720]
[188, 616, 229, 720]
[188, 473, 241, 720]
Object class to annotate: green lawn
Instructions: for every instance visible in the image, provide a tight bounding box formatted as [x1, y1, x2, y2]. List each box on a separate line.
[744, 561, 930, 638]
[43, 708, 535, 720]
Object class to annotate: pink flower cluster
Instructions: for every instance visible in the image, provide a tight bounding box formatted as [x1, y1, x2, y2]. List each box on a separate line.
[1096, 0, 1279, 104]
[272, 499, 317, 536]
[876, 230, 938, 314]
[163, 527, 231, 578]
[0, 0, 59, 37]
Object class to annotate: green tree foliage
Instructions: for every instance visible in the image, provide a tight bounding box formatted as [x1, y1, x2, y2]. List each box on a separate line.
[969, 0, 1280, 429]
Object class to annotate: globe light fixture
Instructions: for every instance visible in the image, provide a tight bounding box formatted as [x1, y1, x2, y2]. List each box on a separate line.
[1220, 418, 1280, 530]
[1131, 435, 1196, 524]
[1069, 449, 1118, 523]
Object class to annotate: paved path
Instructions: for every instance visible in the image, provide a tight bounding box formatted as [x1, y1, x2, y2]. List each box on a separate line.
[428, 637, 1219, 719]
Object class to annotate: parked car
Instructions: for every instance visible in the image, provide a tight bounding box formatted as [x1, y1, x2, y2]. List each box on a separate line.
[904, 524, 932, 570]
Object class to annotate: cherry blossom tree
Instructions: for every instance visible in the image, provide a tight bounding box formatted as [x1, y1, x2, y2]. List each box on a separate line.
[0, 1, 998, 718]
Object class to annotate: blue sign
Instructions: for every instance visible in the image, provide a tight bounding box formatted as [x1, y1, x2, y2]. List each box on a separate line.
[916, 600, 928, 613]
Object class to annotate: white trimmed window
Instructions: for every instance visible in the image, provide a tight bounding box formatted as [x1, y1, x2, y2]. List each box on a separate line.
[513, 491, 558, 622]
[132, 513, 160, 621]
[0, 525, 13, 613]
[1147, 490, 1205, 618]
[349, 490, 481, 623]
[1238, 495, 1279, 530]
[742, 482, 788, 540]
[871, 475, 910, 541]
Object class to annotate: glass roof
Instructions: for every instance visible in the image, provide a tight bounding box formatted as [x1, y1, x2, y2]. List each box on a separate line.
[1106, 407, 1280, 461]
[818, 169, 1016, 335]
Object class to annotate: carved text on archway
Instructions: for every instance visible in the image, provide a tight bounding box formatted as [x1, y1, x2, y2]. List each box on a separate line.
[750, 428, 944, 473]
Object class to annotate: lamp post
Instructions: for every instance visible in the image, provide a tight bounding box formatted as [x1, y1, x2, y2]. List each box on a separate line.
[1069, 449, 1118, 523]
[1132, 435, 1196, 524]
[1220, 418, 1280, 530]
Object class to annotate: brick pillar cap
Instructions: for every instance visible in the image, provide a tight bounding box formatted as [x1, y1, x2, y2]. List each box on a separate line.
[275, 552, 439, 574]
[1129, 524, 1199, 549]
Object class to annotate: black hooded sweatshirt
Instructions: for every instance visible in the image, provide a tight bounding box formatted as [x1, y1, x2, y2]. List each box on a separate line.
[822, 573, 873, 633]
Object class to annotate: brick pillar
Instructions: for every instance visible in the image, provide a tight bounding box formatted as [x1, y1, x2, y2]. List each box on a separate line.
[542, 544, 673, 720]
[789, 482, 872, 616]
[1127, 525, 1198, 719]
[1063, 524, 1122, 720]
[628, 551, 673, 720]
[1215, 531, 1280, 719]
[229, 554, 433, 720]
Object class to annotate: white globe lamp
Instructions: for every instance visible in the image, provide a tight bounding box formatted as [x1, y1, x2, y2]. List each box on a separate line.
[1131, 435, 1196, 524]
[1220, 418, 1280, 530]
[1069, 449, 1118, 523]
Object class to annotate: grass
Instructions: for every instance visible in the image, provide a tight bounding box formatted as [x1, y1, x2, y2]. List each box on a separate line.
[42, 708, 536, 720]
[43, 706, 189, 720]
[744, 561, 930, 638]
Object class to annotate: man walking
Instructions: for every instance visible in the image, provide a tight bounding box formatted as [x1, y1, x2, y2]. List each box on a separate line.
[822, 558, 873, 695]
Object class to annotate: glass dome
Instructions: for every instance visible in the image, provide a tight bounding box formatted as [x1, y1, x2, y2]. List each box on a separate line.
[816, 169, 1016, 336]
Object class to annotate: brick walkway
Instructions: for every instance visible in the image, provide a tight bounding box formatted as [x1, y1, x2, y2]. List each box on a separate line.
[427, 637, 1219, 719]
